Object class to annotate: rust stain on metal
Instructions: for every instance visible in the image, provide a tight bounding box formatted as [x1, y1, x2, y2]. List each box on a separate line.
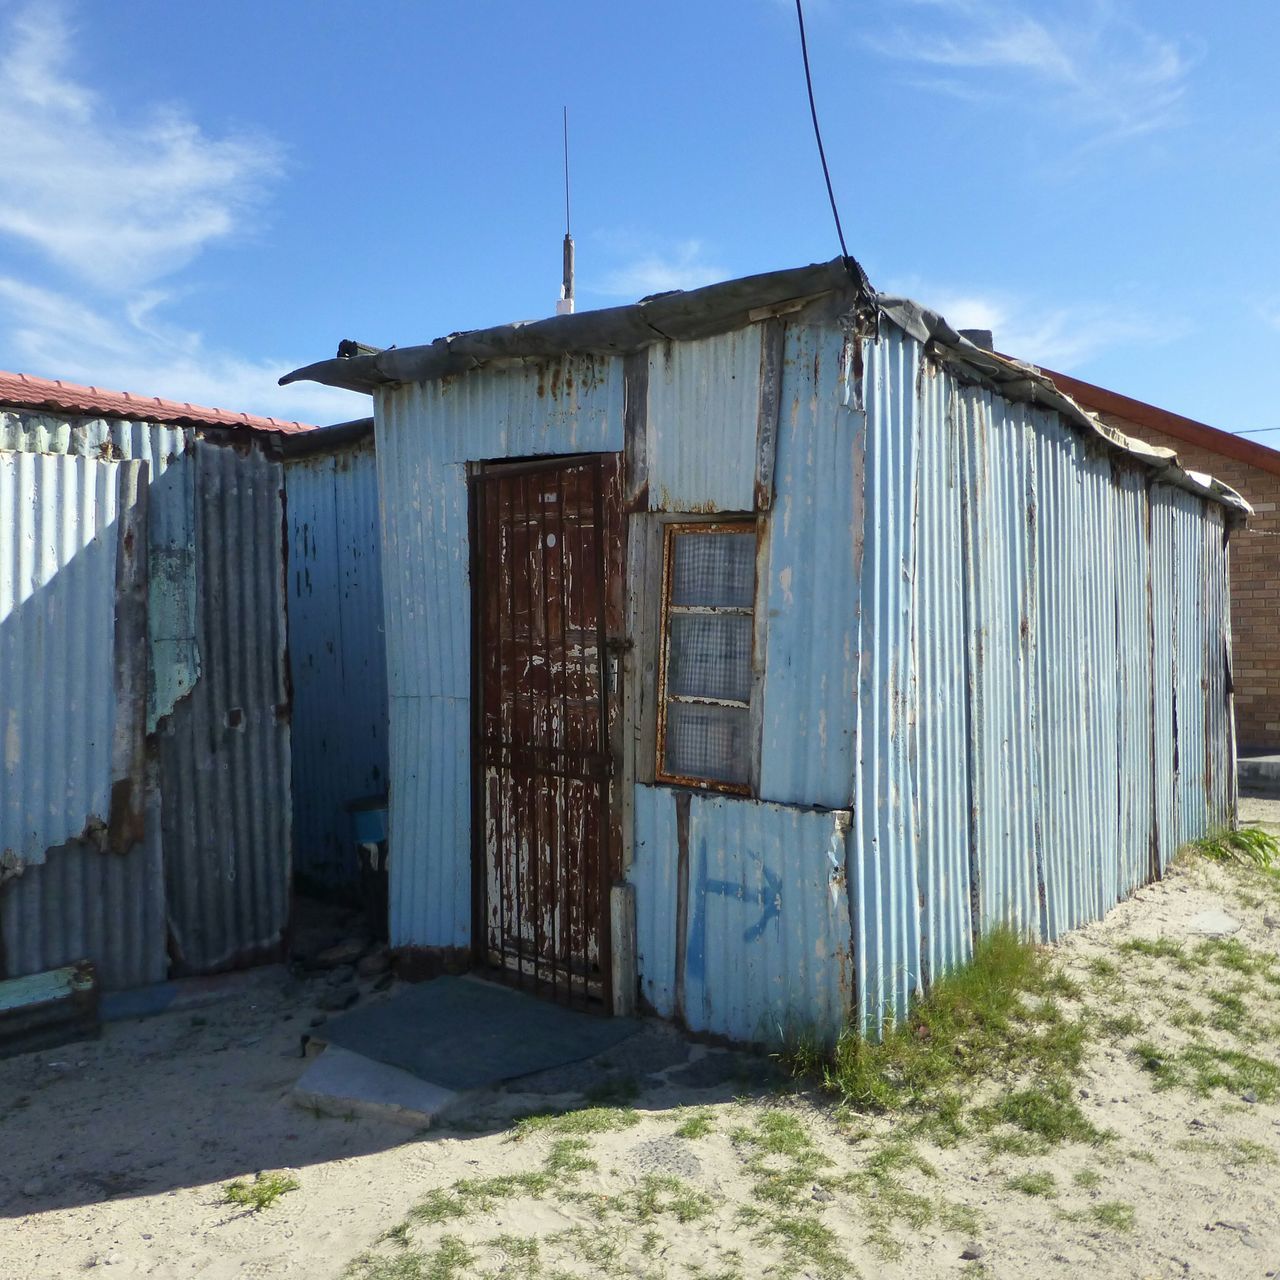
[470, 453, 624, 1007]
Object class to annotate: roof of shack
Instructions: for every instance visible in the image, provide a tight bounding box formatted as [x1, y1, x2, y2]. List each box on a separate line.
[0, 369, 316, 435]
[281, 259, 1248, 518]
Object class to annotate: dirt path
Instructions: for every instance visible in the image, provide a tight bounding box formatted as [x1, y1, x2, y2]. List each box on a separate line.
[4, 854, 1280, 1279]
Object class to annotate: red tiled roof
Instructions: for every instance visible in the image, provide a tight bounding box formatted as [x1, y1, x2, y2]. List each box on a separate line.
[0, 370, 315, 435]
[1035, 365, 1280, 481]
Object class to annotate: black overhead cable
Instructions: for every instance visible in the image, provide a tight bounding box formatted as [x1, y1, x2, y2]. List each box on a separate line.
[794, 0, 851, 267]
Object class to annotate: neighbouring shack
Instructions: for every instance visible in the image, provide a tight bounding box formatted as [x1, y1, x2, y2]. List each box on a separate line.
[279, 418, 390, 906]
[282, 257, 1247, 1044]
[0, 372, 302, 992]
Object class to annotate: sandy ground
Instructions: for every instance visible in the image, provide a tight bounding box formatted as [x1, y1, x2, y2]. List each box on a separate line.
[5, 843, 1280, 1279]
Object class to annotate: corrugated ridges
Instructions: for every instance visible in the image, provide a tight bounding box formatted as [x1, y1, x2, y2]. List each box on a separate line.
[645, 327, 762, 513]
[756, 322, 860, 809]
[158, 441, 291, 973]
[0, 451, 131, 864]
[376, 354, 625, 949]
[630, 784, 852, 1044]
[285, 440, 388, 891]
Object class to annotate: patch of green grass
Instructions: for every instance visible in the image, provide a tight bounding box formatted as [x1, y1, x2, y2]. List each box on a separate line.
[1120, 937, 1191, 967]
[410, 1171, 551, 1226]
[1087, 956, 1120, 981]
[1072, 1168, 1102, 1189]
[1181, 1043, 1280, 1100]
[983, 1129, 1050, 1157]
[980, 1079, 1107, 1147]
[1175, 1135, 1277, 1165]
[543, 1138, 596, 1177]
[627, 1173, 715, 1224]
[804, 928, 1090, 1115]
[222, 1171, 299, 1211]
[493, 1234, 541, 1268]
[553, 1226, 621, 1271]
[733, 1111, 833, 1211]
[1188, 826, 1280, 870]
[511, 1105, 641, 1140]
[1005, 1170, 1057, 1198]
[1098, 1009, 1144, 1040]
[674, 1108, 715, 1139]
[1208, 989, 1250, 1037]
[1089, 1200, 1136, 1232]
[1131, 1040, 1181, 1089]
[347, 1236, 475, 1280]
[755, 1210, 852, 1279]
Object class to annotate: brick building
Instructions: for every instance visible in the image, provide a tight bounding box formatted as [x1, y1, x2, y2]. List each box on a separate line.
[1036, 367, 1280, 753]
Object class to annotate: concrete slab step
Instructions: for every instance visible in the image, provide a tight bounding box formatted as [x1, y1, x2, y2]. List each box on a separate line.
[291, 1045, 476, 1128]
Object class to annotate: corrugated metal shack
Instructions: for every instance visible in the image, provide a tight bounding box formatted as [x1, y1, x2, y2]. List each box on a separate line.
[0, 373, 302, 990]
[283, 259, 1246, 1044]
[280, 419, 389, 896]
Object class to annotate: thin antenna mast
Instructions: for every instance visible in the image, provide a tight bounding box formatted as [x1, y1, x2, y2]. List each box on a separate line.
[557, 106, 575, 315]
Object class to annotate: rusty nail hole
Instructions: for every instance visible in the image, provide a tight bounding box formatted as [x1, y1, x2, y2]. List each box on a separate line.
[226, 708, 243, 729]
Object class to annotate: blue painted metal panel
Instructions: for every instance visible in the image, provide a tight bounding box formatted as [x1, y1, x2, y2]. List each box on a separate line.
[1149, 488, 1177, 870]
[911, 362, 972, 986]
[286, 440, 388, 892]
[956, 386, 1041, 939]
[631, 786, 679, 1018]
[757, 323, 860, 810]
[853, 325, 926, 1031]
[1170, 486, 1209, 849]
[0, 451, 136, 867]
[629, 784, 852, 1045]
[1114, 464, 1155, 897]
[853, 317, 1236, 1030]
[375, 355, 626, 948]
[646, 328, 763, 513]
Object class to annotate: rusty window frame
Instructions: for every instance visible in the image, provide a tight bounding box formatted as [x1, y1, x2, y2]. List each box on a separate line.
[655, 517, 758, 795]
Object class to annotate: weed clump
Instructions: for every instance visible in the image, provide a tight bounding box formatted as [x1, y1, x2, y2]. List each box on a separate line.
[1187, 826, 1280, 870]
[222, 1170, 299, 1211]
[796, 927, 1089, 1119]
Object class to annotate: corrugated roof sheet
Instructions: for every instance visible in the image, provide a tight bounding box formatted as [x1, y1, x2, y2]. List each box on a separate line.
[282, 260, 1248, 517]
[0, 370, 316, 435]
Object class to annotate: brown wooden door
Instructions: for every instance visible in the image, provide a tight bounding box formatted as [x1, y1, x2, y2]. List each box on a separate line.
[470, 453, 624, 1007]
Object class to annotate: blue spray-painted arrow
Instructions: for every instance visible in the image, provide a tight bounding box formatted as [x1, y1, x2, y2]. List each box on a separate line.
[686, 837, 783, 982]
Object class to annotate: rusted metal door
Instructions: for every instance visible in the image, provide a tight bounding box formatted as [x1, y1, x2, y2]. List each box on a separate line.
[470, 453, 624, 1007]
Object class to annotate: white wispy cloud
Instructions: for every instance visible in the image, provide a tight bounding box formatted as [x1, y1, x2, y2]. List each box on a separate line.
[0, 277, 365, 423]
[0, 3, 363, 422]
[0, 4, 280, 291]
[862, 0, 1191, 146]
[886, 278, 1180, 369]
[591, 237, 729, 298]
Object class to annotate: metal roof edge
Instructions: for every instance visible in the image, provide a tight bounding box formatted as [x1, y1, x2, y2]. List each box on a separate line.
[274, 416, 375, 458]
[1028, 365, 1280, 482]
[874, 296, 1252, 521]
[279, 259, 862, 393]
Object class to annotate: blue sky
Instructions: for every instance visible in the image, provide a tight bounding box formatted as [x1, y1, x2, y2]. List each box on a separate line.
[0, 1, 1276, 435]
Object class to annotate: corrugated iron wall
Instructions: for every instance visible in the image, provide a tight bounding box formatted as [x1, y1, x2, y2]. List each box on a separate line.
[631, 785, 852, 1044]
[158, 440, 291, 974]
[0, 451, 140, 866]
[0, 411, 291, 987]
[852, 322, 1237, 1031]
[285, 438, 388, 893]
[376, 355, 625, 949]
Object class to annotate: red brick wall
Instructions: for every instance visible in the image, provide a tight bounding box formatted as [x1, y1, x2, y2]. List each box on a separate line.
[1094, 412, 1280, 752]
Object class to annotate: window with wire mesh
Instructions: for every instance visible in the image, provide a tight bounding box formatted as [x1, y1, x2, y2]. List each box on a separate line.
[657, 521, 757, 791]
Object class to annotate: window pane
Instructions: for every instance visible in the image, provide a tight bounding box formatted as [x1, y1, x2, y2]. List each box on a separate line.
[663, 702, 750, 786]
[668, 613, 752, 703]
[671, 531, 754, 607]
